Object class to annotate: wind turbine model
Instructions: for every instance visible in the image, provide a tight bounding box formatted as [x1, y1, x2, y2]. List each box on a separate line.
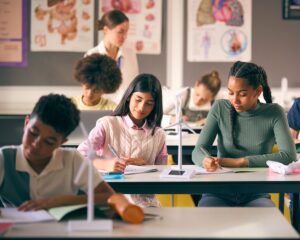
[160, 88, 196, 179]
[68, 122, 113, 232]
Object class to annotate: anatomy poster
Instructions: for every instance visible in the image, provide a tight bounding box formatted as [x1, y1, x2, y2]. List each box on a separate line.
[0, 0, 27, 67]
[187, 0, 252, 62]
[99, 0, 162, 54]
[31, 0, 94, 52]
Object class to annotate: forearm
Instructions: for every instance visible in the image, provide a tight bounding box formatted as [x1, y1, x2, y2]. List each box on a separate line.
[220, 157, 248, 168]
[93, 159, 116, 171]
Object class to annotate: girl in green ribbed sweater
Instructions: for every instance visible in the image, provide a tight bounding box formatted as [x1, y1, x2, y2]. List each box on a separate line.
[192, 61, 297, 207]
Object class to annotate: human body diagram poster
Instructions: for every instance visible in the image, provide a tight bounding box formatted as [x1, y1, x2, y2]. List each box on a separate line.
[99, 0, 162, 54]
[187, 0, 252, 62]
[31, 0, 94, 52]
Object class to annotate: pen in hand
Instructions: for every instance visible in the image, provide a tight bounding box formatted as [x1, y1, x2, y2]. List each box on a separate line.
[199, 146, 222, 170]
[108, 144, 121, 160]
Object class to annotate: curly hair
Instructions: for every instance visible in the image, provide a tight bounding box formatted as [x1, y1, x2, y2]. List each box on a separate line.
[74, 53, 122, 94]
[31, 94, 80, 138]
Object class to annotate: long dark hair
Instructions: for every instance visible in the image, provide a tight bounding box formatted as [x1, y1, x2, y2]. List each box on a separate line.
[113, 73, 163, 135]
[228, 61, 272, 149]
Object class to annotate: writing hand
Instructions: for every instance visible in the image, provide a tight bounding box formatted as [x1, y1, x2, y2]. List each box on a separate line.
[113, 159, 127, 172]
[203, 157, 221, 172]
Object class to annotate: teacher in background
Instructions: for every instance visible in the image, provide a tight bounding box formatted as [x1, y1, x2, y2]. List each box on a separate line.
[85, 9, 139, 102]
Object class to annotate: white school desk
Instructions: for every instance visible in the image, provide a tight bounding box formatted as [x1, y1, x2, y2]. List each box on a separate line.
[4, 208, 299, 239]
[105, 166, 300, 232]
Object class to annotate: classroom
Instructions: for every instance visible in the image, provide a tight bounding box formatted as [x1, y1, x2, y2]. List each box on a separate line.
[0, 0, 300, 239]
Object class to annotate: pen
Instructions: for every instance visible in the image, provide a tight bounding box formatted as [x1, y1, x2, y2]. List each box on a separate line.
[199, 146, 222, 169]
[108, 144, 121, 160]
[198, 146, 211, 157]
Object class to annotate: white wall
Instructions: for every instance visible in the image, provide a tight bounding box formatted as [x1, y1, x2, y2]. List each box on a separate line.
[0, 86, 298, 114]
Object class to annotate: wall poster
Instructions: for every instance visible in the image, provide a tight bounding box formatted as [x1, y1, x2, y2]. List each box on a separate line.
[0, 0, 27, 67]
[31, 0, 94, 52]
[187, 0, 252, 62]
[98, 0, 162, 54]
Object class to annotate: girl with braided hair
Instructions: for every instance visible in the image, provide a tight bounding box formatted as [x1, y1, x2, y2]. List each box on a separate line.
[192, 61, 296, 207]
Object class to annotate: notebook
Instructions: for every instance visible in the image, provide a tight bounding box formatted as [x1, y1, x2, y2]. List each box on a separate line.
[69, 110, 112, 139]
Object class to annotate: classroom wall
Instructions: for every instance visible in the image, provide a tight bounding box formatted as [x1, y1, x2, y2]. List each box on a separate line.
[183, 0, 300, 88]
[0, 0, 299, 88]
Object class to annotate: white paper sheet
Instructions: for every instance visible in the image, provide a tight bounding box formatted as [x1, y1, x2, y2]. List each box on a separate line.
[0, 208, 55, 223]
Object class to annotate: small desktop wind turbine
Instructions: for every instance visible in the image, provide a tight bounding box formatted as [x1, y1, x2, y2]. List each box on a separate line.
[68, 122, 112, 232]
[161, 88, 196, 179]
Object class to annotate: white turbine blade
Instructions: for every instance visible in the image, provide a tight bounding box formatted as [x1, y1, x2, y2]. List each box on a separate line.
[175, 87, 189, 98]
[181, 122, 197, 134]
[74, 121, 95, 184]
[75, 159, 89, 184]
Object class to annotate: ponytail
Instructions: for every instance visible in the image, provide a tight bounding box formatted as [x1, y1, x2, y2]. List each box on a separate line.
[228, 61, 272, 149]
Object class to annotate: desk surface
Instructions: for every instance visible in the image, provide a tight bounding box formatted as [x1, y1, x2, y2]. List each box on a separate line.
[4, 207, 298, 239]
[107, 166, 300, 194]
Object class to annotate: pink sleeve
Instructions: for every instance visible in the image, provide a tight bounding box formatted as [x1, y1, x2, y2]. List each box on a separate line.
[154, 143, 168, 165]
[77, 122, 106, 158]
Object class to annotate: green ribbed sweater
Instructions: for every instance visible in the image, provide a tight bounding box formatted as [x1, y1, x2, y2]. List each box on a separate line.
[192, 99, 297, 167]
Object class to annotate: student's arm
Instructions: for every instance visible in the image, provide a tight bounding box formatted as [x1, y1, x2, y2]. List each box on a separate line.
[77, 122, 106, 158]
[290, 128, 300, 143]
[192, 103, 219, 166]
[287, 98, 300, 143]
[245, 106, 297, 167]
[154, 143, 168, 165]
[18, 181, 115, 211]
[18, 153, 115, 211]
[77, 121, 127, 172]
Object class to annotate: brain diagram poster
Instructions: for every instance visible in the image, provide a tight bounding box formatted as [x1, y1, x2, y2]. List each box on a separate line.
[187, 0, 252, 62]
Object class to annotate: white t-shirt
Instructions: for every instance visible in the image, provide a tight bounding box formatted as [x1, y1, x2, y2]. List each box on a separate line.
[0, 146, 102, 200]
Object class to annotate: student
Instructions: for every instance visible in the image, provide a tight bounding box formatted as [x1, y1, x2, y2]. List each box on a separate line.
[0, 94, 114, 210]
[78, 73, 167, 207]
[287, 98, 300, 143]
[192, 61, 297, 207]
[85, 10, 138, 101]
[71, 53, 122, 110]
[287, 98, 300, 224]
[163, 70, 221, 126]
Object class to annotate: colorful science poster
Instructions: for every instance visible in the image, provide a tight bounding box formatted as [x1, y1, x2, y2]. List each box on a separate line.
[31, 0, 94, 52]
[0, 0, 27, 67]
[99, 0, 162, 54]
[187, 0, 252, 62]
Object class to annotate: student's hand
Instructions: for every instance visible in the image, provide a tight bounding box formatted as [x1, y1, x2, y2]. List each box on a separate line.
[122, 157, 147, 166]
[113, 159, 127, 172]
[196, 118, 206, 126]
[182, 115, 189, 122]
[203, 156, 221, 172]
[18, 199, 53, 211]
[170, 116, 177, 124]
